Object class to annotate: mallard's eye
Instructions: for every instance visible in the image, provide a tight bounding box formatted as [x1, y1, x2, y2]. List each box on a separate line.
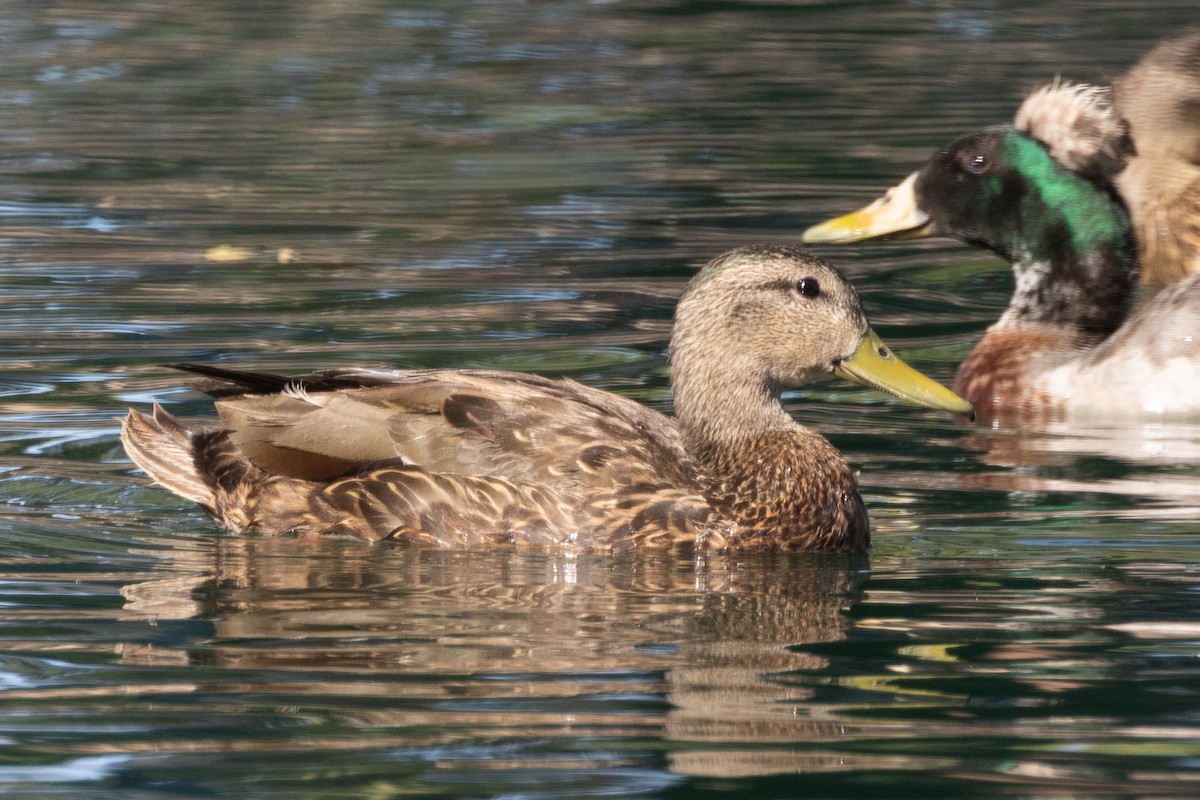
[964, 152, 989, 174]
[796, 277, 821, 297]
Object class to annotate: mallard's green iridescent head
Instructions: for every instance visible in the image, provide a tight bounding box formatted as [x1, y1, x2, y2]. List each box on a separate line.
[805, 127, 1139, 337]
[806, 128, 1133, 264]
[913, 128, 1129, 265]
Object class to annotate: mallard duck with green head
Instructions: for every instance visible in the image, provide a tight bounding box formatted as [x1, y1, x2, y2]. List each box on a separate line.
[1004, 31, 1200, 285]
[122, 245, 971, 554]
[804, 79, 1200, 422]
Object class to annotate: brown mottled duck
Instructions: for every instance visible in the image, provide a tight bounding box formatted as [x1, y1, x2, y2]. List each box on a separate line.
[121, 245, 972, 554]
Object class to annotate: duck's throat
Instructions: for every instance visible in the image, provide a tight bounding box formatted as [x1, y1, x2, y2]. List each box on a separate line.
[673, 364, 794, 449]
[999, 245, 1135, 341]
[671, 359, 866, 550]
[956, 246, 1135, 418]
[690, 430, 868, 552]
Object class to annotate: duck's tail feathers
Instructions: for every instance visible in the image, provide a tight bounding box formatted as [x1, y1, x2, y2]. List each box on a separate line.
[120, 405, 215, 507]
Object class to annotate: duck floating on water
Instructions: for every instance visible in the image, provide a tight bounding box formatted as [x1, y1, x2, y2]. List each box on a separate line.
[122, 245, 972, 554]
[804, 71, 1200, 422]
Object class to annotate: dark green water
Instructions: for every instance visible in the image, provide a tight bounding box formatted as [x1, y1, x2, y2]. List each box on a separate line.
[2, 2, 1200, 797]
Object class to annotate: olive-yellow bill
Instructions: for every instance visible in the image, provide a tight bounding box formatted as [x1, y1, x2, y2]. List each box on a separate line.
[835, 328, 973, 419]
[803, 173, 933, 244]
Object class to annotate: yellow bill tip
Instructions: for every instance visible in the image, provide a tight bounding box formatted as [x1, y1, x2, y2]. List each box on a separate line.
[803, 173, 933, 244]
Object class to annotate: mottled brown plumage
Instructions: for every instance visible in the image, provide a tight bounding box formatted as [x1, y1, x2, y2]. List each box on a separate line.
[1111, 35, 1200, 284]
[122, 245, 970, 553]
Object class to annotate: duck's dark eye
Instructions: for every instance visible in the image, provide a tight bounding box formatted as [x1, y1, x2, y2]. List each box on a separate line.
[963, 152, 989, 174]
[796, 277, 821, 297]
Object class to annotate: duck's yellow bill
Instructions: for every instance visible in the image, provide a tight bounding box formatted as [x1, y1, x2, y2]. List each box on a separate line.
[834, 329, 974, 419]
[803, 172, 934, 244]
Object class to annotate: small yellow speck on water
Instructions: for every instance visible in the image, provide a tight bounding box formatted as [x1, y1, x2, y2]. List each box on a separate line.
[204, 245, 253, 262]
[276, 247, 296, 264]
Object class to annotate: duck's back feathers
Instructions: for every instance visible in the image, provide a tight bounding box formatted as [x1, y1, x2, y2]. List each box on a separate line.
[1114, 31, 1200, 284]
[1115, 156, 1200, 286]
[1114, 31, 1200, 165]
[138, 364, 718, 548]
[122, 372, 718, 551]
[178, 364, 695, 491]
[1080, 272, 1200, 378]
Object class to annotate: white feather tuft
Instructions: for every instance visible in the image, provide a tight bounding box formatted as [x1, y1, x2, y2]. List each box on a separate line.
[1014, 80, 1125, 174]
[282, 382, 320, 405]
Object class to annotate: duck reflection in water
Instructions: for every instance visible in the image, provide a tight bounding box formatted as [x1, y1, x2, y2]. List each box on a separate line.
[120, 536, 876, 777]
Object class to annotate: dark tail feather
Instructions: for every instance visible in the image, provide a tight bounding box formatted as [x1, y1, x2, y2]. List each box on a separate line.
[120, 405, 214, 506]
[170, 363, 385, 397]
[170, 363, 295, 398]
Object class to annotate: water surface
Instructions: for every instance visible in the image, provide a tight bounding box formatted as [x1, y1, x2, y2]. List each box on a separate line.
[2, 2, 1200, 797]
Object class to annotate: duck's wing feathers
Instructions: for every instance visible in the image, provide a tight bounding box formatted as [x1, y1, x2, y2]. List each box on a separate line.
[172, 364, 697, 492]
[1118, 169, 1200, 285]
[1113, 31, 1200, 283]
[1064, 275, 1200, 417]
[1114, 31, 1200, 166]
[1085, 274, 1200, 368]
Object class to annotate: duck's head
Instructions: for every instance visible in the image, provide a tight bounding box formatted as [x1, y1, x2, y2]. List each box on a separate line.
[803, 127, 1139, 336]
[805, 128, 1126, 256]
[669, 245, 972, 441]
[805, 77, 1131, 255]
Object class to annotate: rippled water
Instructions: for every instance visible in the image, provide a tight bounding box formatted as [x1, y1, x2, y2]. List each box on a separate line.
[3, 2, 1200, 797]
